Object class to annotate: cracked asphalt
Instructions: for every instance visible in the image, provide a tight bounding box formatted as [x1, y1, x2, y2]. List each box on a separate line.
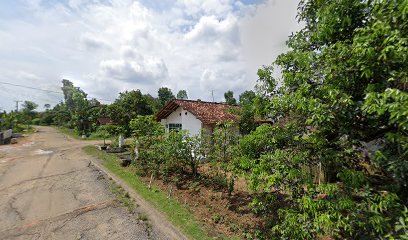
[0, 126, 170, 240]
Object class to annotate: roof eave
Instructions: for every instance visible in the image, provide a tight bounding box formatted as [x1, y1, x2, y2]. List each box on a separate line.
[156, 100, 179, 121]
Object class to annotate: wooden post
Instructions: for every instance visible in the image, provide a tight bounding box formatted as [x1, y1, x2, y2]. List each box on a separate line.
[148, 173, 154, 189]
[167, 185, 173, 199]
[318, 162, 322, 185]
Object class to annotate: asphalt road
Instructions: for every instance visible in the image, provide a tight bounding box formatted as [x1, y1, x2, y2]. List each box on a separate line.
[0, 126, 170, 240]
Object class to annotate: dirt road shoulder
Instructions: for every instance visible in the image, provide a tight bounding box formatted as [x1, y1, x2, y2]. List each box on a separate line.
[84, 146, 192, 240]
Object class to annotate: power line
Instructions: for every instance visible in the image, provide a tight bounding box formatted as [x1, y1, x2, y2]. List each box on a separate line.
[0, 86, 61, 105]
[0, 81, 113, 103]
[0, 81, 62, 94]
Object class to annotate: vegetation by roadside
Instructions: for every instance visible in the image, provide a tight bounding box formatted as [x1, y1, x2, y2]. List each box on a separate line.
[108, 178, 137, 213]
[83, 145, 215, 240]
[106, 174, 156, 235]
[56, 126, 106, 140]
[4, 0, 407, 238]
[0, 101, 37, 132]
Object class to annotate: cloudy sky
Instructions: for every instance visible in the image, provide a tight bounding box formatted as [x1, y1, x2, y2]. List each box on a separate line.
[0, 0, 300, 112]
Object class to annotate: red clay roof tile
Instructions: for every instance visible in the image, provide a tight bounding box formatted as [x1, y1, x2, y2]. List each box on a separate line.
[96, 116, 112, 125]
[156, 99, 239, 125]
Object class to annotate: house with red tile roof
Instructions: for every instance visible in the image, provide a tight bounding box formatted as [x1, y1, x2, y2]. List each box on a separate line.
[156, 99, 240, 135]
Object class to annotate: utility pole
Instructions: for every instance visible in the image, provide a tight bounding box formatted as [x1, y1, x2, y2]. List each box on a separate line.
[211, 90, 215, 102]
[15, 100, 21, 112]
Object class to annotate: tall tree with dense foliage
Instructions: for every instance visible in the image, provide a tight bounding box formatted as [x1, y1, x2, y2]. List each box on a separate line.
[239, 90, 256, 107]
[48, 102, 70, 127]
[71, 88, 91, 134]
[61, 79, 76, 112]
[21, 101, 38, 113]
[21, 100, 38, 123]
[224, 90, 237, 105]
[176, 90, 188, 100]
[43, 81, 160, 136]
[144, 93, 161, 113]
[158, 87, 175, 108]
[238, 90, 257, 134]
[108, 90, 156, 136]
[58, 79, 95, 134]
[44, 104, 51, 111]
[240, 0, 408, 238]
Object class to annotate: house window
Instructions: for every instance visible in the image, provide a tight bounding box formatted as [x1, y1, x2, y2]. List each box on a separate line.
[168, 123, 182, 132]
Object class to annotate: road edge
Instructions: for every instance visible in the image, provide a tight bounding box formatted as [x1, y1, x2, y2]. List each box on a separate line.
[87, 149, 189, 240]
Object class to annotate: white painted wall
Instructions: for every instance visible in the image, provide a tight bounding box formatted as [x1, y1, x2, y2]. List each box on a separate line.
[181, 108, 202, 136]
[161, 107, 182, 133]
[160, 106, 202, 136]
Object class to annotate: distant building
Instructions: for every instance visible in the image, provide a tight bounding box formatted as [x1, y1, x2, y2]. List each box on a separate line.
[156, 99, 239, 135]
[96, 116, 112, 125]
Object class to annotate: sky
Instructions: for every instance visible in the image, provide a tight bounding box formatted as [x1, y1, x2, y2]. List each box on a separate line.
[0, 0, 300, 112]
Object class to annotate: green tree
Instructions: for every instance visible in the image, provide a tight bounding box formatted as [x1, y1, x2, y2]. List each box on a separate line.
[176, 90, 188, 100]
[242, 0, 408, 238]
[224, 90, 237, 105]
[208, 122, 239, 195]
[129, 115, 164, 137]
[96, 125, 111, 146]
[238, 90, 257, 134]
[179, 133, 203, 176]
[21, 101, 38, 123]
[61, 79, 76, 112]
[0, 111, 19, 131]
[144, 93, 161, 113]
[44, 104, 51, 111]
[49, 102, 70, 127]
[59, 79, 92, 132]
[130, 115, 165, 176]
[239, 90, 256, 107]
[70, 88, 91, 134]
[158, 87, 175, 108]
[21, 101, 38, 114]
[108, 90, 155, 136]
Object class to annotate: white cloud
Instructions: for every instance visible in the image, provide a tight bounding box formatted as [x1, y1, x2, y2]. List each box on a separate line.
[100, 54, 168, 83]
[241, 0, 301, 70]
[200, 68, 247, 94]
[175, 0, 234, 17]
[80, 32, 111, 50]
[0, 0, 301, 111]
[185, 15, 239, 43]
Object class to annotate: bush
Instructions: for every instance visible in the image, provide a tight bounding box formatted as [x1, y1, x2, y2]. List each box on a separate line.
[89, 127, 110, 138]
[130, 115, 167, 176]
[130, 116, 205, 181]
[129, 115, 164, 137]
[31, 118, 41, 125]
[103, 124, 124, 136]
[134, 130, 203, 179]
[270, 188, 405, 239]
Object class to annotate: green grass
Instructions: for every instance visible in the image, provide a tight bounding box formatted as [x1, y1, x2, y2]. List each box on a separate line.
[83, 145, 215, 240]
[109, 180, 136, 212]
[23, 126, 37, 134]
[138, 212, 149, 221]
[55, 127, 83, 140]
[55, 127, 106, 140]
